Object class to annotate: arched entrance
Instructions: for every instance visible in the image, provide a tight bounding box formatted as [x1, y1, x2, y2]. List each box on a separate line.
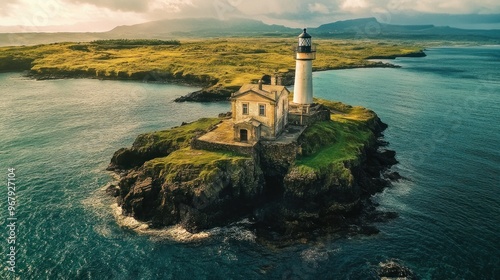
[240, 129, 248, 142]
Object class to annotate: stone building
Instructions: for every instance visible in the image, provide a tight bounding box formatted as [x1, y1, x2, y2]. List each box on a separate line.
[230, 81, 289, 142]
[229, 28, 325, 143]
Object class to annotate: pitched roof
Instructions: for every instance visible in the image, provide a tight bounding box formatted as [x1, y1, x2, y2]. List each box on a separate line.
[231, 84, 289, 102]
[235, 118, 262, 127]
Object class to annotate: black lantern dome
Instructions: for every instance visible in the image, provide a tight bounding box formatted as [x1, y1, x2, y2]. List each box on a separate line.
[297, 28, 312, 53]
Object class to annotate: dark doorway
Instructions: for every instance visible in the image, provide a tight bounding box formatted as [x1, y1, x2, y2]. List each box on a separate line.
[240, 129, 248, 142]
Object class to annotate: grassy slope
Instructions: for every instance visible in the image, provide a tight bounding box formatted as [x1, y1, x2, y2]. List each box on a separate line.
[131, 117, 221, 153]
[0, 38, 423, 89]
[145, 148, 249, 183]
[127, 117, 249, 183]
[295, 99, 376, 177]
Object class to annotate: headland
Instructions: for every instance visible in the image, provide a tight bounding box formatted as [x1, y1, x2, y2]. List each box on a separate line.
[106, 98, 400, 245]
[0, 38, 425, 102]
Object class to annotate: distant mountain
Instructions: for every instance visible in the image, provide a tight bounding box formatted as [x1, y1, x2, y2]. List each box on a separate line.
[1, 17, 499, 46]
[311, 17, 500, 41]
[107, 18, 298, 38]
[313, 17, 434, 33]
[108, 17, 500, 41]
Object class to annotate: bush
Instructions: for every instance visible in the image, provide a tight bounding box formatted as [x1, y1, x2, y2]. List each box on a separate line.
[91, 39, 181, 46]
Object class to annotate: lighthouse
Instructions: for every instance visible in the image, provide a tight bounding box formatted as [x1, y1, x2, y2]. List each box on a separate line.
[293, 28, 316, 105]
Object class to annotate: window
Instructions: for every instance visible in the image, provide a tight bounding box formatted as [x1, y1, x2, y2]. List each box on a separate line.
[259, 104, 266, 116]
[299, 38, 311, 47]
[242, 103, 248, 115]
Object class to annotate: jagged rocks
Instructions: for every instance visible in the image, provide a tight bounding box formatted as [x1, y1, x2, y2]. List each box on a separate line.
[377, 259, 418, 280]
[118, 149, 264, 232]
[174, 86, 235, 102]
[107, 148, 143, 170]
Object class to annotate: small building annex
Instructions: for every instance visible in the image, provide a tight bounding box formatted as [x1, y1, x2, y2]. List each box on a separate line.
[230, 81, 289, 142]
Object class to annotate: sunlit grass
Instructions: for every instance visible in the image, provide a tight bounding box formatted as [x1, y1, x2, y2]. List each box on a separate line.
[145, 148, 249, 183]
[131, 118, 221, 153]
[0, 38, 423, 89]
[294, 98, 377, 176]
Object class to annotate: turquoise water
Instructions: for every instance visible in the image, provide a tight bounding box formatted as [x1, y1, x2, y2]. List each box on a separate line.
[1, 46, 499, 279]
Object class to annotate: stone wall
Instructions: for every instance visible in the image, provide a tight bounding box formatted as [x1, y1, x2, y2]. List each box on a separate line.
[256, 140, 300, 197]
[258, 141, 299, 175]
[288, 107, 330, 126]
[191, 138, 255, 156]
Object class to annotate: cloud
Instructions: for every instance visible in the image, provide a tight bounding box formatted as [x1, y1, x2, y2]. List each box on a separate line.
[386, 0, 500, 14]
[0, 0, 22, 15]
[1, 0, 499, 31]
[309, 3, 330, 14]
[340, 0, 370, 12]
[65, 0, 150, 12]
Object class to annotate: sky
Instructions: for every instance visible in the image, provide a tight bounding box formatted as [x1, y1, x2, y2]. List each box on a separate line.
[0, 0, 499, 32]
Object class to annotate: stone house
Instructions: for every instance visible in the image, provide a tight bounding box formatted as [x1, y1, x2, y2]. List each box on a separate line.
[230, 81, 289, 142]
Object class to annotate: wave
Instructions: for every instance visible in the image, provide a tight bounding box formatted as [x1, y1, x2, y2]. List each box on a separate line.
[111, 203, 256, 243]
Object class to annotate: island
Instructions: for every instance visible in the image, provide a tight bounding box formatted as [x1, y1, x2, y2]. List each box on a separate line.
[106, 97, 398, 244]
[105, 30, 401, 245]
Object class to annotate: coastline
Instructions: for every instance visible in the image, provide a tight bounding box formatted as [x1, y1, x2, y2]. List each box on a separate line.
[105, 99, 401, 246]
[0, 39, 427, 103]
[173, 60, 403, 102]
[0, 57, 407, 102]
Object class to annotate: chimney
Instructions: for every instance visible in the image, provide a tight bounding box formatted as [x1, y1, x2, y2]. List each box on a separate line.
[271, 73, 282, 86]
[258, 79, 263, 90]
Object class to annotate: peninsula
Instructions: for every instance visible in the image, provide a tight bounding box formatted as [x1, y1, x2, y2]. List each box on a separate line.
[106, 30, 400, 244]
[0, 37, 425, 102]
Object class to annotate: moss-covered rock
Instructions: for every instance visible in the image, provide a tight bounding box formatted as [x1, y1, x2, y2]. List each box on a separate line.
[252, 104, 392, 239]
[118, 148, 264, 232]
[107, 118, 221, 170]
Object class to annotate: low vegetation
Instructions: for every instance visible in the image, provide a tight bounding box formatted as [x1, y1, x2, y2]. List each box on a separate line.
[145, 148, 249, 183]
[108, 117, 222, 170]
[295, 101, 376, 175]
[0, 38, 423, 89]
[131, 117, 221, 154]
[91, 39, 180, 46]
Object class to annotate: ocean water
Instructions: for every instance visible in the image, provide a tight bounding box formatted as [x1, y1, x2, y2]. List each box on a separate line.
[0, 46, 499, 279]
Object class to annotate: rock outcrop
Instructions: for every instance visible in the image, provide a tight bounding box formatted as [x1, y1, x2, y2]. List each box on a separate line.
[377, 259, 418, 279]
[108, 99, 399, 244]
[174, 86, 235, 102]
[107, 118, 221, 171]
[117, 149, 264, 232]
[366, 50, 427, 59]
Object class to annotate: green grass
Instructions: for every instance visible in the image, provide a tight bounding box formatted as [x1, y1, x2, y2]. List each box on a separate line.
[315, 98, 377, 122]
[91, 39, 180, 46]
[296, 121, 372, 172]
[132, 118, 221, 153]
[295, 100, 376, 175]
[0, 38, 424, 88]
[145, 148, 249, 183]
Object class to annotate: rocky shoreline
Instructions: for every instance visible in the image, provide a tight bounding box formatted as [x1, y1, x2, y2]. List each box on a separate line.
[5, 50, 423, 104]
[106, 100, 401, 246]
[366, 49, 427, 59]
[174, 61, 401, 103]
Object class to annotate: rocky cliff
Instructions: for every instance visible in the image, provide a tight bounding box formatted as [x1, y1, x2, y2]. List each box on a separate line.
[107, 98, 399, 244]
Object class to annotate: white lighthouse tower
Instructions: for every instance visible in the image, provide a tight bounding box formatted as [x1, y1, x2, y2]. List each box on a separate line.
[293, 28, 316, 105]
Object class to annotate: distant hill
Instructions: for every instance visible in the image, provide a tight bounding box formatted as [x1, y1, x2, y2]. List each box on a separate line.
[311, 17, 500, 41]
[107, 17, 500, 41]
[107, 18, 298, 38]
[0, 32, 107, 47]
[1, 17, 499, 46]
[313, 17, 434, 33]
